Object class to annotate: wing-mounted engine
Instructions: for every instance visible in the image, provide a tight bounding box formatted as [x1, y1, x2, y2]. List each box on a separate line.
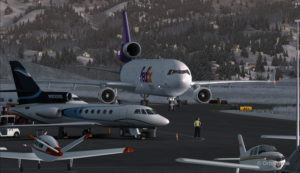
[36, 107, 62, 119]
[98, 87, 117, 104]
[193, 87, 212, 103]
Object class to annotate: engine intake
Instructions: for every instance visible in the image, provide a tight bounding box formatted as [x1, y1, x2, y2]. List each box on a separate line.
[98, 87, 117, 104]
[193, 87, 212, 103]
[122, 42, 141, 59]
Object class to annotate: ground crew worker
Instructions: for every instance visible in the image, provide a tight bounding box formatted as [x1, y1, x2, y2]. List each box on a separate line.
[194, 117, 201, 138]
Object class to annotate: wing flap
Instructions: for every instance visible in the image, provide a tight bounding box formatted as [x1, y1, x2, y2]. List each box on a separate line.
[176, 158, 260, 171]
[58, 147, 132, 160]
[0, 152, 40, 161]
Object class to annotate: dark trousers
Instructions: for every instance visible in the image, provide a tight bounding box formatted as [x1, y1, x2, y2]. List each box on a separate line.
[194, 127, 201, 137]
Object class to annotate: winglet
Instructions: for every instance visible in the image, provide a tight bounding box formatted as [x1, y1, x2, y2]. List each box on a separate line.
[84, 133, 92, 140]
[123, 147, 134, 153]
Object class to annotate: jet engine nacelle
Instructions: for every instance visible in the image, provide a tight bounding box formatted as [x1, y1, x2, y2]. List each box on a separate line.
[36, 107, 62, 119]
[118, 42, 141, 63]
[122, 42, 141, 59]
[98, 87, 117, 104]
[193, 87, 212, 103]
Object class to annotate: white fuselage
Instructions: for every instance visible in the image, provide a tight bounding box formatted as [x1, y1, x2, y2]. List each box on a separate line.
[120, 59, 192, 97]
[10, 103, 169, 128]
[240, 151, 286, 171]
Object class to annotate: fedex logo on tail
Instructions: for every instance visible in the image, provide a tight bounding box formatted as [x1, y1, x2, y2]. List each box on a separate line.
[140, 66, 152, 83]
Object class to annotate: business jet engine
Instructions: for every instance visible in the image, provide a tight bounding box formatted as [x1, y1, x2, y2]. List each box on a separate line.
[98, 87, 117, 104]
[118, 42, 141, 63]
[193, 87, 212, 103]
[36, 107, 62, 119]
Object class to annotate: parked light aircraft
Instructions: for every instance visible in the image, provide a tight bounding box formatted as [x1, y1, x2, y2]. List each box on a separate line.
[176, 134, 286, 172]
[0, 133, 133, 171]
[43, 11, 276, 111]
[5, 61, 169, 138]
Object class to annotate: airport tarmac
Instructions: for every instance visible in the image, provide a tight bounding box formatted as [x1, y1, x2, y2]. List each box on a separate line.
[0, 104, 296, 173]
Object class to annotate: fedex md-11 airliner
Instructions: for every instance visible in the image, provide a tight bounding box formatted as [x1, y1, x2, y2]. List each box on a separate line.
[38, 11, 276, 111]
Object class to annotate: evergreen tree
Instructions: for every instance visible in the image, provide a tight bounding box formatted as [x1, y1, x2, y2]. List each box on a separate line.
[18, 46, 24, 59]
[241, 48, 248, 58]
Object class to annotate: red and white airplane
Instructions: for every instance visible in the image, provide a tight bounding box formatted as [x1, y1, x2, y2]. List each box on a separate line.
[0, 133, 134, 172]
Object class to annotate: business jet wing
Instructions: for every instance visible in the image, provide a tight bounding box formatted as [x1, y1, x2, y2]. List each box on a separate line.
[261, 135, 296, 140]
[176, 158, 260, 171]
[0, 121, 101, 128]
[57, 147, 133, 160]
[37, 80, 136, 91]
[0, 152, 40, 161]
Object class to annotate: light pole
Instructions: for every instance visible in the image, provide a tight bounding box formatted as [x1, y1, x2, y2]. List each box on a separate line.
[295, 19, 300, 147]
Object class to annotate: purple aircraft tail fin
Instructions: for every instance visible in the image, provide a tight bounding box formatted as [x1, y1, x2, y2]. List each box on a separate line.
[123, 11, 131, 43]
[118, 11, 141, 63]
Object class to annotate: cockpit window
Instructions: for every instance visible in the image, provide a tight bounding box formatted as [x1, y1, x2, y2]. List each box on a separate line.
[146, 109, 156, 114]
[168, 69, 190, 75]
[72, 97, 81, 101]
[258, 145, 277, 154]
[134, 109, 141, 114]
[141, 109, 147, 114]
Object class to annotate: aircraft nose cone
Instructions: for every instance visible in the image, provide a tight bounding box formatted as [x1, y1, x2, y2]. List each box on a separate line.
[157, 115, 169, 126]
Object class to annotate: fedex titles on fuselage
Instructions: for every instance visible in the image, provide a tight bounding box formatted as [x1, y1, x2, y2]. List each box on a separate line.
[120, 59, 192, 97]
[140, 66, 152, 83]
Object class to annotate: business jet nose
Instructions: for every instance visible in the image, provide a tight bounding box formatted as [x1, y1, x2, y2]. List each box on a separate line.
[156, 115, 169, 126]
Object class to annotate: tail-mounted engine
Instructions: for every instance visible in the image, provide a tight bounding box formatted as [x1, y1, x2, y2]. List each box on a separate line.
[193, 87, 212, 103]
[118, 42, 141, 63]
[98, 87, 117, 104]
[36, 107, 62, 119]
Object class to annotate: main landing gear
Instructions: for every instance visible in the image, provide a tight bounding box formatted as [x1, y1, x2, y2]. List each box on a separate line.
[140, 94, 149, 106]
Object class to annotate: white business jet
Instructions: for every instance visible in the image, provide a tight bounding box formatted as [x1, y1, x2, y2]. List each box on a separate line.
[0, 133, 133, 171]
[176, 134, 285, 172]
[5, 61, 169, 138]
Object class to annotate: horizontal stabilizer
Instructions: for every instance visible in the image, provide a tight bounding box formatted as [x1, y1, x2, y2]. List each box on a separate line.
[261, 135, 296, 140]
[61, 133, 92, 153]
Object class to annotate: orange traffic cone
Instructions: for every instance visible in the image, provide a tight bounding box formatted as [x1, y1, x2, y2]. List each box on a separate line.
[108, 128, 111, 135]
[176, 133, 179, 141]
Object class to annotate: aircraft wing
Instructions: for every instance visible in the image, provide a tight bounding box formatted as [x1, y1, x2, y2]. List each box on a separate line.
[0, 152, 40, 161]
[0, 121, 101, 128]
[261, 135, 296, 140]
[192, 70, 276, 86]
[57, 147, 133, 160]
[191, 80, 275, 86]
[37, 80, 136, 91]
[176, 158, 260, 171]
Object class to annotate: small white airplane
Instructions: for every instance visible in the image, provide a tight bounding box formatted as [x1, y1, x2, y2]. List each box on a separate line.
[42, 11, 276, 110]
[176, 134, 286, 172]
[4, 61, 169, 138]
[0, 133, 134, 172]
